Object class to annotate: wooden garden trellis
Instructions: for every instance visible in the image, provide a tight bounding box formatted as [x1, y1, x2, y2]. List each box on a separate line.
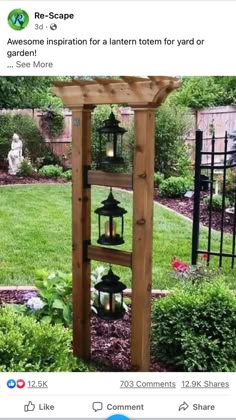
[53, 76, 180, 371]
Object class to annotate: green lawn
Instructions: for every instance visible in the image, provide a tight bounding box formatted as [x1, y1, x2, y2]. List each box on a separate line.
[0, 184, 235, 288]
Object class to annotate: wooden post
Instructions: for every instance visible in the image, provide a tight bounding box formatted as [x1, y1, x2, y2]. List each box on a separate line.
[131, 107, 156, 371]
[71, 105, 93, 360]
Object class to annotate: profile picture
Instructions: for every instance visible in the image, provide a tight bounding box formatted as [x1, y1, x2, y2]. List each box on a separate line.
[8, 9, 29, 30]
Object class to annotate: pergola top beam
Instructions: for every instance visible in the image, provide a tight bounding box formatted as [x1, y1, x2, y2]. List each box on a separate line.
[53, 76, 180, 107]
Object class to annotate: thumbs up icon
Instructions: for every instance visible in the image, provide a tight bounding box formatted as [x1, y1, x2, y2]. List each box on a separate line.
[24, 401, 35, 412]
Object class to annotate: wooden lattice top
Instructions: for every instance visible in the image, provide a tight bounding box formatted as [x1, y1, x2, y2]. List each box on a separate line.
[53, 76, 180, 107]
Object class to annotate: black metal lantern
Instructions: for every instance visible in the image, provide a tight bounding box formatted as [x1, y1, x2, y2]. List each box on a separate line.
[95, 188, 127, 245]
[95, 266, 126, 320]
[97, 111, 127, 169]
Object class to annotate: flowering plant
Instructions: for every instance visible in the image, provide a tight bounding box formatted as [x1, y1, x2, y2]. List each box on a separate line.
[26, 296, 45, 311]
[9, 266, 129, 325]
[8, 271, 72, 327]
[171, 254, 217, 285]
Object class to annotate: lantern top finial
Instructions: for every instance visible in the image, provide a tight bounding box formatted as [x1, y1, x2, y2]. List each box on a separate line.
[95, 190, 127, 217]
[97, 111, 127, 135]
[95, 267, 126, 293]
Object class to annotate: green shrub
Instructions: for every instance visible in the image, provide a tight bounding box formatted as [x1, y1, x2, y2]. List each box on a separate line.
[12, 268, 111, 326]
[62, 169, 72, 181]
[40, 108, 64, 139]
[152, 281, 236, 371]
[34, 271, 72, 327]
[224, 169, 236, 204]
[0, 306, 90, 372]
[36, 148, 62, 169]
[204, 194, 230, 212]
[159, 176, 193, 198]
[0, 113, 48, 164]
[154, 102, 192, 177]
[39, 164, 63, 178]
[154, 172, 164, 187]
[18, 159, 34, 177]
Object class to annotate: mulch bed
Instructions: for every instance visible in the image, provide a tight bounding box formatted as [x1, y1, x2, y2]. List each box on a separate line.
[155, 189, 234, 234]
[0, 170, 67, 185]
[91, 311, 172, 372]
[0, 288, 172, 372]
[0, 288, 37, 304]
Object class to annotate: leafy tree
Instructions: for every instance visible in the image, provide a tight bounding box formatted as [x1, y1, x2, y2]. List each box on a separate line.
[171, 76, 236, 109]
[213, 76, 236, 105]
[171, 77, 222, 108]
[155, 102, 192, 177]
[0, 77, 67, 109]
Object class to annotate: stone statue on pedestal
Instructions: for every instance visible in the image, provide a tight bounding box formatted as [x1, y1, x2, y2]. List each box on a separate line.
[228, 130, 236, 165]
[8, 133, 24, 175]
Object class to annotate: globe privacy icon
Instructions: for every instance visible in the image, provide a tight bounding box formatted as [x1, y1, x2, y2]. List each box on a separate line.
[8, 9, 29, 30]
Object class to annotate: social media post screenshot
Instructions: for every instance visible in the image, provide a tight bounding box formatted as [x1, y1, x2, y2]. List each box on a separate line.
[0, 1, 236, 419]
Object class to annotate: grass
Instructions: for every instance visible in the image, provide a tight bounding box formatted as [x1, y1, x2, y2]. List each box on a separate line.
[0, 184, 235, 288]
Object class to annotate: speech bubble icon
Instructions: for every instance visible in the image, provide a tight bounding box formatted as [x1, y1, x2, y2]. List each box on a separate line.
[92, 402, 103, 412]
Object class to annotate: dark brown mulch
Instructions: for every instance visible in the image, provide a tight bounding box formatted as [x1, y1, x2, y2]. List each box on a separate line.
[0, 289, 172, 372]
[91, 311, 172, 372]
[0, 289, 37, 304]
[0, 170, 67, 185]
[154, 189, 234, 234]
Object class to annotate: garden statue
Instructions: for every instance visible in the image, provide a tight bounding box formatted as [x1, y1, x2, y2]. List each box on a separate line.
[8, 133, 24, 175]
[227, 130, 236, 165]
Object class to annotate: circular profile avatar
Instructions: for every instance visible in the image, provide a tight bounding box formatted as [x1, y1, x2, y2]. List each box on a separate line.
[8, 9, 29, 30]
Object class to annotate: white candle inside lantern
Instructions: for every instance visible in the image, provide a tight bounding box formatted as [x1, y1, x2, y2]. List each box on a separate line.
[104, 294, 116, 312]
[106, 142, 114, 157]
[105, 220, 117, 237]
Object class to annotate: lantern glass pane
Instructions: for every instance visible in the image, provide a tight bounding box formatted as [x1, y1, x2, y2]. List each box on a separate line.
[114, 293, 122, 307]
[101, 292, 116, 313]
[104, 217, 116, 239]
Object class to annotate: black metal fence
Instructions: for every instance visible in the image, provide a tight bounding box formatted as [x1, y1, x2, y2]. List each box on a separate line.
[191, 130, 236, 268]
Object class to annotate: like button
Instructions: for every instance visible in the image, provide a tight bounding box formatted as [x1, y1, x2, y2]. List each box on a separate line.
[24, 401, 35, 412]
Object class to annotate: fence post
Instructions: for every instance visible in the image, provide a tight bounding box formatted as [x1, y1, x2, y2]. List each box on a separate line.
[192, 129, 203, 265]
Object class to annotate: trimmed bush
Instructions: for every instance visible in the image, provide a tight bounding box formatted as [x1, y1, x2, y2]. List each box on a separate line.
[39, 164, 63, 178]
[36, 149, 62, 169]
[61, 169, 72, 181]
[159, 176, 193, 198]
[18, 160, 34, 177]
[154, 102, 192, 178]
[152, 281, 236, 371]
[154, 172, 164, 187]
[0, 306, 90, 372]
[204, 194, 230, 212]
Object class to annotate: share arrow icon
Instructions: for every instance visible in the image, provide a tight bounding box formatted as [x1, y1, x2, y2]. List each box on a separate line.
[179, 401, 189, 411]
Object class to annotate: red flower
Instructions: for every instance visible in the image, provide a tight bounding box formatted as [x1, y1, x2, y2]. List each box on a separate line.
[172, 257, 188, 272]
[201, 253, 208, 260]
